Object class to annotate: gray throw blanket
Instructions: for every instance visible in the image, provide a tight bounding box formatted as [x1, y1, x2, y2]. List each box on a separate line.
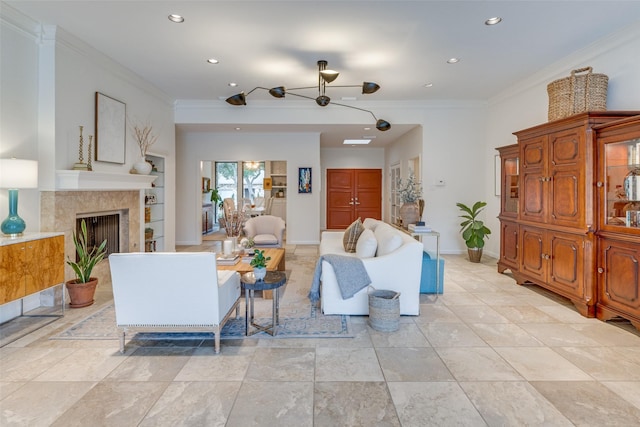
[308, 254, 371, 302]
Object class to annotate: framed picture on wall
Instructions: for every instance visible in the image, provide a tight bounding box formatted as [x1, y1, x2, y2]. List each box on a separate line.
[95, 92, 126, 164]
[298, 167, 312, 193]
[202, 177, 211, 193]
[263, 177, 273, 190]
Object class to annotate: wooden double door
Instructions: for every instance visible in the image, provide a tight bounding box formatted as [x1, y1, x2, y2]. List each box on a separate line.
[326, 169, 382, 229]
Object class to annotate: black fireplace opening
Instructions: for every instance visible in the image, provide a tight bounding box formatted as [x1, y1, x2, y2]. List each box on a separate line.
[75, 214, 120, 261]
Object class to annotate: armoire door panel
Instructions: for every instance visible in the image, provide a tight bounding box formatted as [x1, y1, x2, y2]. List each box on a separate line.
[550, 170, 580, 225]
[549, 233, 583, 296]
[549, 130, 581, 166]
[501, 221, 519, 268]
[602, 240, 640, 311]
[520, 227, 546, 281]
[522, 138, 545, 169]
[522, 171, 545, 220]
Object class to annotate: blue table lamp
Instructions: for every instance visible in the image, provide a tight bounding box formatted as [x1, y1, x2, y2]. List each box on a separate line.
[0, 158, 38, 237]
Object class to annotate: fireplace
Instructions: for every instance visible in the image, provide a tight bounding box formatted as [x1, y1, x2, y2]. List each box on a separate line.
[41, 190, 142, 282]
[76, 212, 122, 259]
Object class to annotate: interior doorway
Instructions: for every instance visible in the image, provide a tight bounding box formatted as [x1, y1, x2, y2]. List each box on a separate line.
[326, 169, 382, 229]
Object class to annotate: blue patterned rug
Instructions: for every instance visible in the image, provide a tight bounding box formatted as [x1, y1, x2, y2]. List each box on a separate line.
[51, 303, 352, 340]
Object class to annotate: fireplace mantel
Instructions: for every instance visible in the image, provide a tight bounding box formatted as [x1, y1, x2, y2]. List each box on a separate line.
[56, 170, 156, 190]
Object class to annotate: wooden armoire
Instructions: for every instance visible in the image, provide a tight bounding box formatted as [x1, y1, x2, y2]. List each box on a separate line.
[497, 112, 640, 319]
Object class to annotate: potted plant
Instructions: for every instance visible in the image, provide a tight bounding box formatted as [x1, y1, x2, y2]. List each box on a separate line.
[65, 219, 108, 308]
[249, 249, 271, 281]
[397, 172, 423, 227]
[456, 201, 491, 263]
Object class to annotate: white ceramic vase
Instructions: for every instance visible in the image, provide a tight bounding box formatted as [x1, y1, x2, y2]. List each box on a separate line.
[253, 267, 267, 281]
[133, 156, 152, 175]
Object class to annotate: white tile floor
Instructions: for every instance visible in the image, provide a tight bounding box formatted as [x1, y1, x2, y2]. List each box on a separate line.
[2, 242, 640, 426]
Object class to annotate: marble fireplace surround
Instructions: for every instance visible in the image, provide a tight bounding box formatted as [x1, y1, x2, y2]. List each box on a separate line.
[40, 190, 141, 282]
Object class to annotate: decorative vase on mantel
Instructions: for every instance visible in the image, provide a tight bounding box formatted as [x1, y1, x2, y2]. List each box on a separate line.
[399, 202, 420, 228]
[133, 155, 152, 175]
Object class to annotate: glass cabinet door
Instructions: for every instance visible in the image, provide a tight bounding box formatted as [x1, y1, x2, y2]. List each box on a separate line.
[497, 144, 519, 218]
[604, 137, 640, 228]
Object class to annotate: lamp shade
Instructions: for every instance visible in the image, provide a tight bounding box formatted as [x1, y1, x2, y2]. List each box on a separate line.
[0, 159, 38, 189]
[362, 82, 380, 94]
[225, 93, 247, 106]
[376, 119, 391, 132]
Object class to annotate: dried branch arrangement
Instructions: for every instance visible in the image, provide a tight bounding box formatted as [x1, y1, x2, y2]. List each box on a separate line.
[129, 119, 158, 157]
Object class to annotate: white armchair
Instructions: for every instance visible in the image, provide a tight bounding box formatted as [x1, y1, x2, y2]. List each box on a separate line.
[244, 215, 286, 247]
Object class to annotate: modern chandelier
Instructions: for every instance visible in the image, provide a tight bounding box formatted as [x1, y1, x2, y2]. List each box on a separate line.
[226, 60, 391, 131]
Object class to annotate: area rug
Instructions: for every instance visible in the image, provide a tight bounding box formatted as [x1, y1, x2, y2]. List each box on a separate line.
[51, 303, 352, 341]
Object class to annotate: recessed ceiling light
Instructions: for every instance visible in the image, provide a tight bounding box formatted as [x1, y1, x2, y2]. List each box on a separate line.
[344, 139, 371, 145]
[228, 82, 238, 87]
[341, 97, 357, 101]
[485, 17, 502, 26]
[363, 127, 371, 131]
[424, 83, 433, 88]
[447, 58, 460, 64]
[168, 14, 184, 23]
[235, 127, 241, 131]
[207, 58, 219, 64]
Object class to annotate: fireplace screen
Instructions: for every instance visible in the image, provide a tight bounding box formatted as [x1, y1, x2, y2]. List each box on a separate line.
[76, 214, 120, 260]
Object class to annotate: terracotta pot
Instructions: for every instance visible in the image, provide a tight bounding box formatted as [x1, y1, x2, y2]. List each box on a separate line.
[467, 248, 483, 263]
[66, 277, 98, 308]
[399, 202, 420, 227]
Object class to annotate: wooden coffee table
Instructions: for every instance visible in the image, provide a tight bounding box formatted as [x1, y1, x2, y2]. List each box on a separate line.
[217, 248, 285, 298]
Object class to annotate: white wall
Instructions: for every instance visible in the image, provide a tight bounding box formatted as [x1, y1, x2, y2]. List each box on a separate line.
[320, 147, 385, 229]
[0, 8, 40, 233]
[484, 22, 640, 258]
[174, 100, 489, 252]
[176, 131, 321, 245]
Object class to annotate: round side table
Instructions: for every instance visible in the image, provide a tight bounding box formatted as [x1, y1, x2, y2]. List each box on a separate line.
[240, 271, 286, 336]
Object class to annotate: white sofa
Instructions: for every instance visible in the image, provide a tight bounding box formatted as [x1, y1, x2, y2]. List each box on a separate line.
[319, 218, 423, 315]
[109, 252, 241, 354]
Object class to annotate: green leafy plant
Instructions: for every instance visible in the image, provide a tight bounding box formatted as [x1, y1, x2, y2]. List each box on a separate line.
[209, 188, 223, 208]
[66, 219, 108, 283]
[456, 201, 491, 248]
[249, 249, 271, 269]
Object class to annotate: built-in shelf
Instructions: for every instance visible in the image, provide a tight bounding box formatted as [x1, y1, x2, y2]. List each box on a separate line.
[56, 170, 156, 190]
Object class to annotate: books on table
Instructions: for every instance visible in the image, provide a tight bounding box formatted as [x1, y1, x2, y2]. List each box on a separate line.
[216, 254, 240, 265]
[408, 224, 432, 233]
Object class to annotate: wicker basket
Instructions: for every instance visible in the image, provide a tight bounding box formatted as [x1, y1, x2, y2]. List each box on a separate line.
[368, 288, 400, 332]
[547, 67, 608, 121]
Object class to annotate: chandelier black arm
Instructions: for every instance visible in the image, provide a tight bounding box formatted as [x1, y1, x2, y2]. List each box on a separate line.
[245, 86, 272, 96]
[328, 101, 379, 121]
[321, 85, 363, 89]
[284, 91, 379, 120]
[282, 86, 317, 91]
[279, 92, 317, 101]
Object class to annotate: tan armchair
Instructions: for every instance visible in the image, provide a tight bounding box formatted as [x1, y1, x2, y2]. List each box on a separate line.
[243, 215, 286, 248]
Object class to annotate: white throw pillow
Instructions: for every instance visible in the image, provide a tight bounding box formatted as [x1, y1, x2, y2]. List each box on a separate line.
[362, 218, 379, 231]
[356, 228, 377, 258]
[374, 226, 403, 256]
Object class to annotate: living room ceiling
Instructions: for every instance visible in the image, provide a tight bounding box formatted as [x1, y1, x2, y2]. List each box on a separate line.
[7, 0, 640, 147]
